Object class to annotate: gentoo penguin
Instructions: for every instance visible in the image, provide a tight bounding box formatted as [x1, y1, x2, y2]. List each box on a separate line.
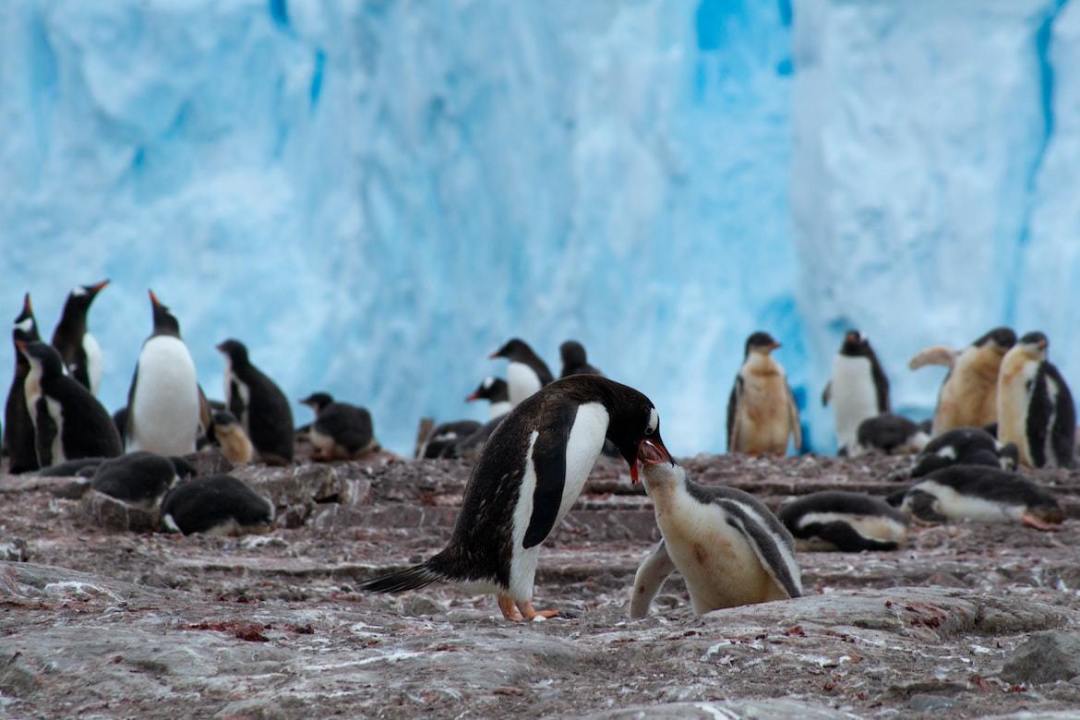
[34, 457, 105, 478]
[778, 491, 908, 552]
[112, 407, 128, 443]
[161, 475, 275, 535]
[997, 331, 1076, 469]
[850, 414, 929, 457]
[90, 452, 191, 509]
[466, 377, 512, 419]
[490, 338, 554, 407]
[559, 340, 602, 378]
[210, 410, 255, 465]
[910, 327, 1016, 434]
[727, 332, 801, 455]
[4, 293, 42, 473]
[822, 330, 889, 454]
[50, 279, 109, 396]
[299, 392, 377, 460]
[126, 291, 200, 457]
[363, 374, 669, 621]
[911, 427, 1018, 478]
[629, 441, 801, 619]
[895, 466, 1064, 531]
[217, 339, 294, 464]
[418, 420, 482, 459]
[18, 341, 122, 466]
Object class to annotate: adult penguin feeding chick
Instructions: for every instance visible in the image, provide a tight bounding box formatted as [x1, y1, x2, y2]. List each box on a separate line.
[727, 332, 801, 455]
[126, 291, 201, 457]
[629, 442, 802, 619]
[50, 280, 109, 396]
[490, 338, 554, 407]
[363, 374, 669, 621]
[997, 332, 1076, 469]
[18, 341, 122, 465]
[218, 339, 294, 465]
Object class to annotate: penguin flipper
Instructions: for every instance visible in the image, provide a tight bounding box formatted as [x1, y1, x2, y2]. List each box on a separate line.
[34, 398, 57, 466]
[787, 382, 802, 451]
[905, 489, 947, 522]
[522, 403, 576, 549]
[909, 346, 957, 371]
[726, 377, 741, 452]
[821, 381, 831, 407]
[801, 521, 899, 552]
[228, 380, 247, 424]
[1046, 365, 1076, 469]
[629, 541, 675, 619]
[716, 499, 802, 598]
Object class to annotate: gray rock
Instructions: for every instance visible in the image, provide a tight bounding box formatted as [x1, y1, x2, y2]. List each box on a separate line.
[1001, 632, 1080, 684]
[579, 699, 860, 719]
[908, 693, 958, 712]
[79, 490, 158, 532]
[0, 538, 28, 562]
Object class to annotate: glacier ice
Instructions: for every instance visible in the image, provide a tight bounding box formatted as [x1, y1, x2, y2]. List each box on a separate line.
[0, 0, 1077, 457]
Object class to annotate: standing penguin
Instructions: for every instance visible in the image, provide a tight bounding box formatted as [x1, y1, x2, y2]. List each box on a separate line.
[629, 442, 801, 619]
[727, 332, 801, 455]
[822, 330, 889, 454]
[217, 339, 294, 465]
[50, 280, 109, 396]
[4, 294, 41, 473]
[18, 341, 122, 465]
[910, 327, 1016, 434]
[559, 340, 602, 378]
[209, 410, 255, 465]
[490, 338, 554, 407]
[363, 374, 669, 621]
[126, 291, 200, 457]
[997, 332, 1076, 469]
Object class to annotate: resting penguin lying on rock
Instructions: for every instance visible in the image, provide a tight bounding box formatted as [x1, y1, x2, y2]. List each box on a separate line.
[161, 475, 274, 535]
[630, 440, 802, 619]
[890, 465, 1063, 531]
[91, 452, 197, 509]
[911, 427, 1019, 478]
[778, 491, 908, 552]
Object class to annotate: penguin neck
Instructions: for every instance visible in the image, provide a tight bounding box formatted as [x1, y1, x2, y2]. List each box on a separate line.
[487, 401, 511, 420]
[642, 465, 688, 512]
[744, 353, 781, 377]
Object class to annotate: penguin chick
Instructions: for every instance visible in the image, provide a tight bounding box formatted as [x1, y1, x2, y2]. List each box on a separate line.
[822, 330, 889, 454]
[364, 375, 668, 622]
[211, 410, 255, 465]
[490, 338, 554, 407]
[217, 339, 294, 464]
[418, 420, 482, 460]
[559, 340, 602, 378]
[90, 452, 182, 510]
[911, 427, 1018, 478]
[5, 293, 42, 473]
[630, 440, 801, 619]
[912, 327, 1016, 435]
[161, 475, 275, 536]
[300, 393, 377, 461]
[850, 414, 929, 457]
[50, 280, 109, 396]
[727, 332, 801, 455]
[896, 465, 1064, 531]
[778, 491, 908, 552]
[19, 341, 122, 466]
[997, 331, 1076, 469]
[126, 291, 200, 457]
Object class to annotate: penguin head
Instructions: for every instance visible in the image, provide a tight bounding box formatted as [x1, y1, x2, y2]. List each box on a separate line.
[300, 392, 335, 413]
[744, 331, 781, 358]
[840, 330, 871, 357]
[148, 290, 182, 337]
[490, 338, 535, 363]
[1017, 331, 1049, 361]
[216, 339, 250, 367]
[466, 377, 509, 404]
[996, 442, 1020, 471]
[594, 379, 673, 484]
[973, 326, 1016, 353]
[559, 340, 587, 368]
[16, 341, 65, 379]
[212, 409, 241, 429]
[65, 280, 109, 314]
[13, 293, 39, 343]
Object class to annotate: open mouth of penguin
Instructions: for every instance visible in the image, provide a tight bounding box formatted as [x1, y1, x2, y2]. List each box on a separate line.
[631, 438, 674, 483]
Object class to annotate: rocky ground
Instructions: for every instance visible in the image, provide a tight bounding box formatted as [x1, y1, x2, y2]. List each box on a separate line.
[3, 450, 1080, 718]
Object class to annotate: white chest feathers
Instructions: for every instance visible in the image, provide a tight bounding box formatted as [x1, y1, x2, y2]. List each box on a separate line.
[224, 364, 251, 426]
[129, 336, 199, 456]
[507, 362, 542, 407]
[830, 355, 879, 449]
[83, 332, 103, 397]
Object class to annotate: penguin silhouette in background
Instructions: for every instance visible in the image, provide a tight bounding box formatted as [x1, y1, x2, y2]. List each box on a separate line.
[50, 280, 109, 395]
[217, 339, 294, 465]
[4, 294, 41, 473]
[490, 338, 554, 407]
[822, 330, 889, 454]
[727, 332, 801, 455]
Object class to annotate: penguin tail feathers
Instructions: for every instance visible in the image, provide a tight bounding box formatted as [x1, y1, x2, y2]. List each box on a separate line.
[361, 561, 446, 594]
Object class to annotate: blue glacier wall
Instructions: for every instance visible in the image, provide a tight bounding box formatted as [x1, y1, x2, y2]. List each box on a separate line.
[1, 0, 1077, 457]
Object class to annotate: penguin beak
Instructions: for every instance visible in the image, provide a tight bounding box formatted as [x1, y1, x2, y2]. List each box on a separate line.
[149, 289, 160, 307]
[770, 341, 782, 351]
[630, 437, 674, 484]
[465, 392, 480, 402]
[488, 351, 500, 360]
[89, 279, 110, 295]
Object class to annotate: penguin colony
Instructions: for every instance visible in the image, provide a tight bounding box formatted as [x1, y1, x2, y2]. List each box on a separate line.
[1, 286, 1075, 623]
